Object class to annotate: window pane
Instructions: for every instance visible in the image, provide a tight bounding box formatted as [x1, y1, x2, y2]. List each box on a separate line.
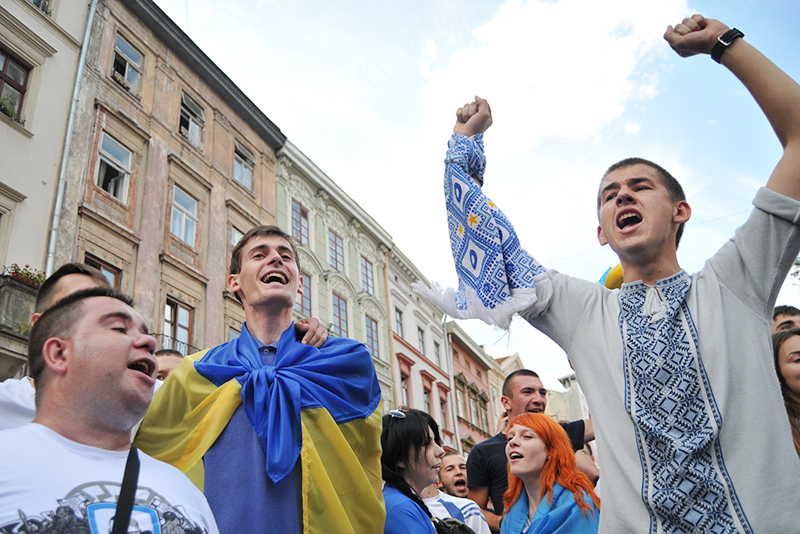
[101, 134, 131, 168]
[173, 187, 196, 213]
[242, 166, 252, 190]
[126, 68, 140, 90]
[0, 51, 5, 70]
[116, 36, 142, 66]
[177, 306, 190, 328]
[7, 59, 26, 85]
[171, 206, 182, 237]
[183, 216, 196, 245]
[1, 85, 22, 113]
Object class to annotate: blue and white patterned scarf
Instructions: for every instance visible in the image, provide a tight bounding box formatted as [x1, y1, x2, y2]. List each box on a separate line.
[416, 133, 551, 330]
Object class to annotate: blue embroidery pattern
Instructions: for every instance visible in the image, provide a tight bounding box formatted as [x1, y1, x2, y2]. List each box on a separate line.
[444, 134, 547, 313]
[618, 271, 752, 534]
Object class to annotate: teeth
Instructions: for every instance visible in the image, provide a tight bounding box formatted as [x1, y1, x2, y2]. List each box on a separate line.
[129, 361, 152, 376]
[261, 273, 287, 284]
[618, 213, 637, 224]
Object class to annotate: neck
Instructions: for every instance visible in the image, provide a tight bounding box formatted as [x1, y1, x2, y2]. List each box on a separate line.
[419, 485, 439, 499]
[521, 475, 544, 517]
[34, 410, 134, 451]
[621, 254, 681, 286]
[244, 304, 294, 346]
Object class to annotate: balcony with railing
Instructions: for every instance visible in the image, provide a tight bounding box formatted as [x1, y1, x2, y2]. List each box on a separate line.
[26, 0, 51, 16]
[152, 333, 200, 357]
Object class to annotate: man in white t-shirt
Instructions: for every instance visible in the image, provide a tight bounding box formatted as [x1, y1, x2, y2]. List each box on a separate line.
[0, 262, 110, 430]
[0, 287, 218, 533]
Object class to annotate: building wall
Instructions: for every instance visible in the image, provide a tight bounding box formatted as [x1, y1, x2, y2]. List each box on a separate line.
[386, 248, 454, 449]
[488, 353, 524, 426]
[0, 0, 88, 376]
[53, 0, 285, 352]
[276, 140, 394, 406]
[447, 321, 494, 453]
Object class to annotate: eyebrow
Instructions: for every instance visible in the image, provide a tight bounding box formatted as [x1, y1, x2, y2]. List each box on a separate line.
[777, 320, 799, 330]
[600, 176, 656, 196]
[99, 311, 150, 335]
[248, 244, 293, 257]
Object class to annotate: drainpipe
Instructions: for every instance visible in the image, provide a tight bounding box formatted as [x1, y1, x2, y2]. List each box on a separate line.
[45, 0, 99, 276]
[446, 327, 463, 454]
[384, 246, 398, 409]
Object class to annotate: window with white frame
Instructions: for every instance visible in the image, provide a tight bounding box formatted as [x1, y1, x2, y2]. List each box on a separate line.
[171, 185, 197, 246]
[96, 133, 131, 202]
[365, 315, 379, 358]
[360, 256, 374, 294]
[401, 374, 409, 407]
[163, 298, 192, 355]
[328, 229, 344, 271]
[440, 398, 448, 429]
[0, 46, 29, 123]
[291, 199, 309, 245]
[417, 328, 425, 355]
[112, 35, 142, 94]
[295, 271, 311, 316]
[179, 93, 203, 147]
[424, 388, 431, 415]
[233, 143, 254, 191]
[394, 308, 404, 338]
[433, 341, 441, 367]
[230, 226, 244, 250]
[331, 292, 348, 337]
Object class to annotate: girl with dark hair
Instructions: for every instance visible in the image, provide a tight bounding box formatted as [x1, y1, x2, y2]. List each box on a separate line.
[501, 413, 599, 534]
[381, 409, 445, 534]
[772, 328, 800, 459]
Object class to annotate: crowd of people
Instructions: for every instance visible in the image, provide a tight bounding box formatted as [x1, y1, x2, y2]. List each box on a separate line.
[2, 12, 800, 534]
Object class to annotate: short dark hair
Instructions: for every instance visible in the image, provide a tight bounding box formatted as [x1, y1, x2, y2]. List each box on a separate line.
[28, 287, 134, 407]
[502, 369, 540, 398]
[229, 225, 301, 304]
[597, 157, 687, 248]
[36, 263, 110, 313]
[774, 305, 800, 321]
[155, 348, 184, 358]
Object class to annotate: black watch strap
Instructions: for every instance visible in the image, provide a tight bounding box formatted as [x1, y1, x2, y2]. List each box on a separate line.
[711, 28, 744, 64]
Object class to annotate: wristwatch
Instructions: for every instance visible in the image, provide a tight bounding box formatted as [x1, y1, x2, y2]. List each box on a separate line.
[711, 28, 744, 64]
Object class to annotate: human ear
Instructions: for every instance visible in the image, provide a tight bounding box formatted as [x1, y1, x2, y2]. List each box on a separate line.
[673, 201, 691, 224]
[501, 395, 512, 412]
[226, 274, 240, 294]
[597, 225, 608, 246]
[41, 338, 69, 376]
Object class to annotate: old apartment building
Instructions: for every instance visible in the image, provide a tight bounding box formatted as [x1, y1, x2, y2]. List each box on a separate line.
[387, 248, 455, 449]
[0, 0, 89, 377]
[276, 139, 395, 404]
[44, 0, 287, 355]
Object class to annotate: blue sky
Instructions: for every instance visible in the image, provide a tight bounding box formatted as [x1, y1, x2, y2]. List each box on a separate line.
[153, 0, 800, 387]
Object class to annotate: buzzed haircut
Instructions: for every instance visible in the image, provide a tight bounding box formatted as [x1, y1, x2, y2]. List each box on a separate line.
[774, 305, 800, 321]
[155, 348, 184, 358]
[28, 287, 134, 406]
[502, 369, 540, 397]
[35, 263, 110, 313]
[597, 157, 687, 248]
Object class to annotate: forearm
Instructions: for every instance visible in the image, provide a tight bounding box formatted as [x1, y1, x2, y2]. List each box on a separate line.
[482, 509, 502, 534]
[722, 36, 800, 199]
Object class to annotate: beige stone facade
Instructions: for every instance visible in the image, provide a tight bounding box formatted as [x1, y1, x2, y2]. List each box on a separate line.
[275, 140, 394, 405]
[386, 248, 454, 449]
[0, 0, 89, 376]
[447, 321, 495, 453]
[50, 0, 286, 356]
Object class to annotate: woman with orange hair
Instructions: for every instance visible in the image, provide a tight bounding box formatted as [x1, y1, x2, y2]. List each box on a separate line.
[501, 413, 600, 534]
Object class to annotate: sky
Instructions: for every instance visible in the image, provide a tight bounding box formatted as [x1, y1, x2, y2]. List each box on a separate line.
[152, 0, 800, 389]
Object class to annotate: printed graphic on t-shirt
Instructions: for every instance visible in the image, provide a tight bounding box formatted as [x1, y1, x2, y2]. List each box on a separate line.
[1, 481, 209, 534]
